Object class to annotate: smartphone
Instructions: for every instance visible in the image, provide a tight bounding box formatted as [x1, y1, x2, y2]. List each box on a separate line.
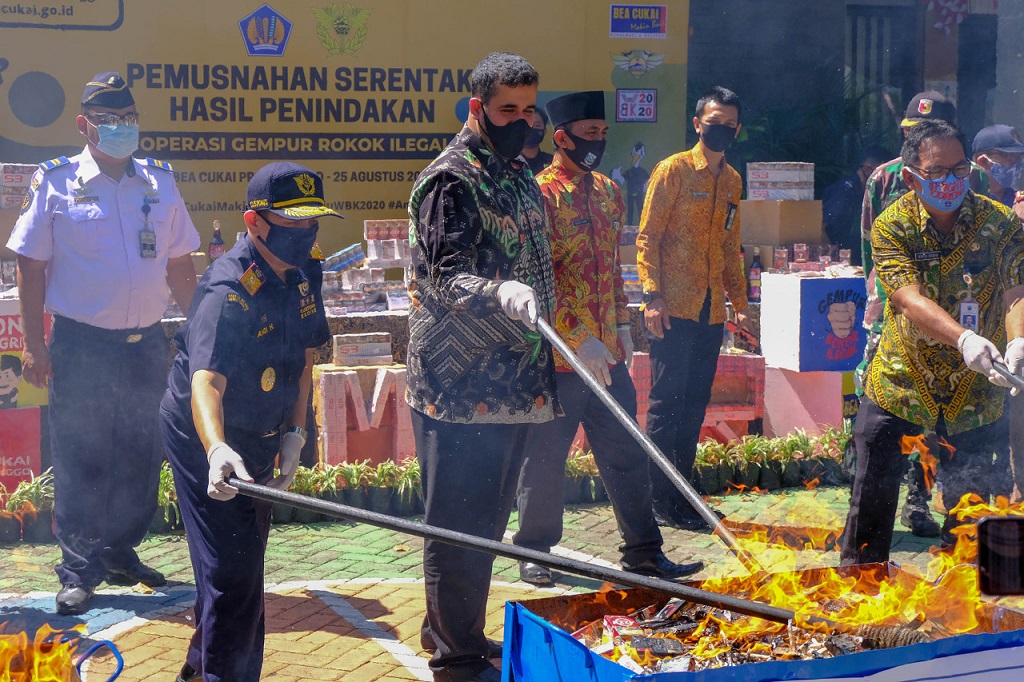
[977, 516, 1024, 596]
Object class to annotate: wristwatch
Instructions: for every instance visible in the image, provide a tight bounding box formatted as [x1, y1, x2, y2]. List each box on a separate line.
[641, 291, 660, 304]
[286, 425, 308, 444]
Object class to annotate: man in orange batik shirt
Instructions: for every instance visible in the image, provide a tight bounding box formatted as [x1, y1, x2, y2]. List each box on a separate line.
[514, 91, 703, 587]
[637, 86, 749, 531]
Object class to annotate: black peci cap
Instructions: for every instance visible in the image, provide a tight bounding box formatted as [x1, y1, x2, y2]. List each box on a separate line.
[245, 162, 343, 220]
[546, 91, 606, 130]
[81, 72, 135, 109]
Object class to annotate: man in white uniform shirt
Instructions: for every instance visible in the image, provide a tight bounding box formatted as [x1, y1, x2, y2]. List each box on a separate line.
[7, 72, 200, 615]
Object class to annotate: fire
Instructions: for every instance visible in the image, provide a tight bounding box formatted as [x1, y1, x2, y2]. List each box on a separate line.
[803, 477, 820, 490]
[0, 623, 82, 681]
[899, 434, 952, 494]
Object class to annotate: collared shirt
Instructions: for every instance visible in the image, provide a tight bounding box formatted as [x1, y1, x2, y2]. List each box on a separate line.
[636, 143, 747, 324]
[162, 235, 329, 460]
[866, 191, 1024, 434]
[7, 147, 199, 330]
[537, 160, 630, 371]
[406, 126, 557, 424]
[860, 157, 990, 333]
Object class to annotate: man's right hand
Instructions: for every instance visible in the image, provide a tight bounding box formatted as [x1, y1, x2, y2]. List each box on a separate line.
[576, 335, 615, 386]
[958, 330, 1006, 382]
[207, 442, 253, 501]
[496, 281, 539, 330]
[21, 343, 51, 388]
[643, 296, 671, 339]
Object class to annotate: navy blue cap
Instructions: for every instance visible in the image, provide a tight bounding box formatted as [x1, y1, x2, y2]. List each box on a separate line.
[245, 162, 343, 220]
[82, 72, 135, 109]
[973, 124, 1024, 156]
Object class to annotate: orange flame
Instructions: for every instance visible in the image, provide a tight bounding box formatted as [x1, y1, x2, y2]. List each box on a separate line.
[803, 477, 820, 490]
[899, 434, 952, 494]
[0, 623, 82, 681]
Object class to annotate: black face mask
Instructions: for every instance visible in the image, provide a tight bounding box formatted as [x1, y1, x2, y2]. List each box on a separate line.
[525, 127, 545, 147]
[699, 123, 737, 153]
[481, 108, 531, 159]
[561, 131, 607, 172]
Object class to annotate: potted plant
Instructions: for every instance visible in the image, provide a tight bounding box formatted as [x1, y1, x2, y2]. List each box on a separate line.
[366, 460, 399, 514]
[0, 484, 20, 543]
[693, 440, 721, 495]
[777, 434, 808, 488]
[816, 426, 852, 486]
[393, 457, 422, 517]
[563, 450, 588, 505]
[289, 466, 322, 524]
[151, 461, 180, 534]
[7, 469, 55, 543]
[730, 437, 765, 490]
[337, 459, 372, 510]
[574, 450, 602, 504]
[759, 438, 786, 491]
[313, 463, 344, 523]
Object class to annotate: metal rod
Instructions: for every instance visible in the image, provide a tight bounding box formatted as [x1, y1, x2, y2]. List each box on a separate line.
[536, 318, 764, 574]
[992, 361, 1024, 393]
[231, 479, 795, 624]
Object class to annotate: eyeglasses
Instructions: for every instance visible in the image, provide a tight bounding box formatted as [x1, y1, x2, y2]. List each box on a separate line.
[907, 162, 971, 181]
[85, 112, 140, 127]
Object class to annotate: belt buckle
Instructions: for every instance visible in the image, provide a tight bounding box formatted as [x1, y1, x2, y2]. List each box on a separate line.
[126, 333, 143, 343]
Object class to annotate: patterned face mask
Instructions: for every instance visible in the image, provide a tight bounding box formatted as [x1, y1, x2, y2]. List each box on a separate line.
[908, 170, 968, 212]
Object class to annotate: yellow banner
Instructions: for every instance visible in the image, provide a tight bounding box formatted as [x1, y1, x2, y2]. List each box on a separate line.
[1, 1, 690, 254]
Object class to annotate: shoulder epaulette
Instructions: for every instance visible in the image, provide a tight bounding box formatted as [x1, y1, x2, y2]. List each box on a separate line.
[309, 242, 325, 261]
[38, 157, 70, 172]
[144, 157, 174, 172]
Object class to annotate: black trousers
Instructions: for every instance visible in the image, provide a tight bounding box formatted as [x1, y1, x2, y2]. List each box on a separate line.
[49, 316, 167, 588]
[514, 362, 662, 566]
[412, 409, 528, 682]
[645, 295, 723, 522]
[160, 402, 279, 682]
[841, 398, 1004, 565]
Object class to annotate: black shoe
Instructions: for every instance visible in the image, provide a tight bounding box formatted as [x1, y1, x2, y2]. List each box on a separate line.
[622, 553, 704, 580]
[519, 561, 554, 586]
[56, 584, 94, 615]
[106, 562, 167, 587]
[175, 663, 200, 682]
[900, 506, 941, 538]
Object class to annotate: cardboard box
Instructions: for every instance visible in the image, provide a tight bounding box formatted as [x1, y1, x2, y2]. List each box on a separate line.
[746, 162, 814, 201]
[740, 199, 824, 246]
[333, 332, 393, 366]
[760, 272, 867, 372]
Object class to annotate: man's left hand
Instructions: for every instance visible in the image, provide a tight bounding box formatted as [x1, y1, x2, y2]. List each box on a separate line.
[267, 432, 304, 491]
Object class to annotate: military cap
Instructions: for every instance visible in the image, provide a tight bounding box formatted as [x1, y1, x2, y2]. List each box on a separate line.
[82, 72, 135, 109]
[246, 162, 343, 220]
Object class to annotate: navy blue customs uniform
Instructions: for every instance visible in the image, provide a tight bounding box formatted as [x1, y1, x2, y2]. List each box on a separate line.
[159, 162, 339, 682]
[7, 71, 200, 618]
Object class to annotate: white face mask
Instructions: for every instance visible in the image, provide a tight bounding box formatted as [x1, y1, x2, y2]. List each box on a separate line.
[92, 122, 140, 159]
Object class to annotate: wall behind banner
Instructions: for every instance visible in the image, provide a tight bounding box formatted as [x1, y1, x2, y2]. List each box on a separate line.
[0, 1, 689, 256]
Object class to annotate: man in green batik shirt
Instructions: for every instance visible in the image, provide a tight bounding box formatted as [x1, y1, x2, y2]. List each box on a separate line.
[841, 120, 1024, 566]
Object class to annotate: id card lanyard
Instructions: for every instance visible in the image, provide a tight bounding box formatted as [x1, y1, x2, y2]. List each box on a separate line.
[140, 198, 156, 258]
[960, 269, 980, 334]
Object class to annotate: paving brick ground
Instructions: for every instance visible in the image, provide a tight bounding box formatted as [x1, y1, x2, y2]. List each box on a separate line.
[0, 484, 1011, 680]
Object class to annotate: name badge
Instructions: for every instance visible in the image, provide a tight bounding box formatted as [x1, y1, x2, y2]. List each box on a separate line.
[724, 203, 738, 231]
[571, 217, 591, 227]
[140, 226, 156, 258]
[914, 250, 941, 261]
[959, 297, 980, 333]
[692, 192, 710, 198]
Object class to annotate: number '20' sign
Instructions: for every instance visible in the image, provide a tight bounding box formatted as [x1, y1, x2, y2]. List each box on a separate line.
[616, 89, 658, 122]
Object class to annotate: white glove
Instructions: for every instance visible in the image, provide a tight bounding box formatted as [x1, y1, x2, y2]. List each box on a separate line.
[577, 335, 615, 386]
[267, 431, 304, 491]
[207, 442, 253, 501]
[617, 326, 634, 370]
[1004, 337, 1024, 396]
[496, 281, 539, 330]
[958, 329, 1007, 386]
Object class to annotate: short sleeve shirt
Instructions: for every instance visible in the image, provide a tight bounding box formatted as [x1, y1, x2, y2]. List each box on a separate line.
[163, 236, 329, 446]
[7, 147, 200, 329]
[866, 191, 1024, 433]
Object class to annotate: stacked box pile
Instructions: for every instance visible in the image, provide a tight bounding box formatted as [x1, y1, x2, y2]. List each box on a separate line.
[333, 332, 394, 366]
[746, 162, 814, 201]
[364, 219, 412, 268]
[0, 164, 34, 211]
